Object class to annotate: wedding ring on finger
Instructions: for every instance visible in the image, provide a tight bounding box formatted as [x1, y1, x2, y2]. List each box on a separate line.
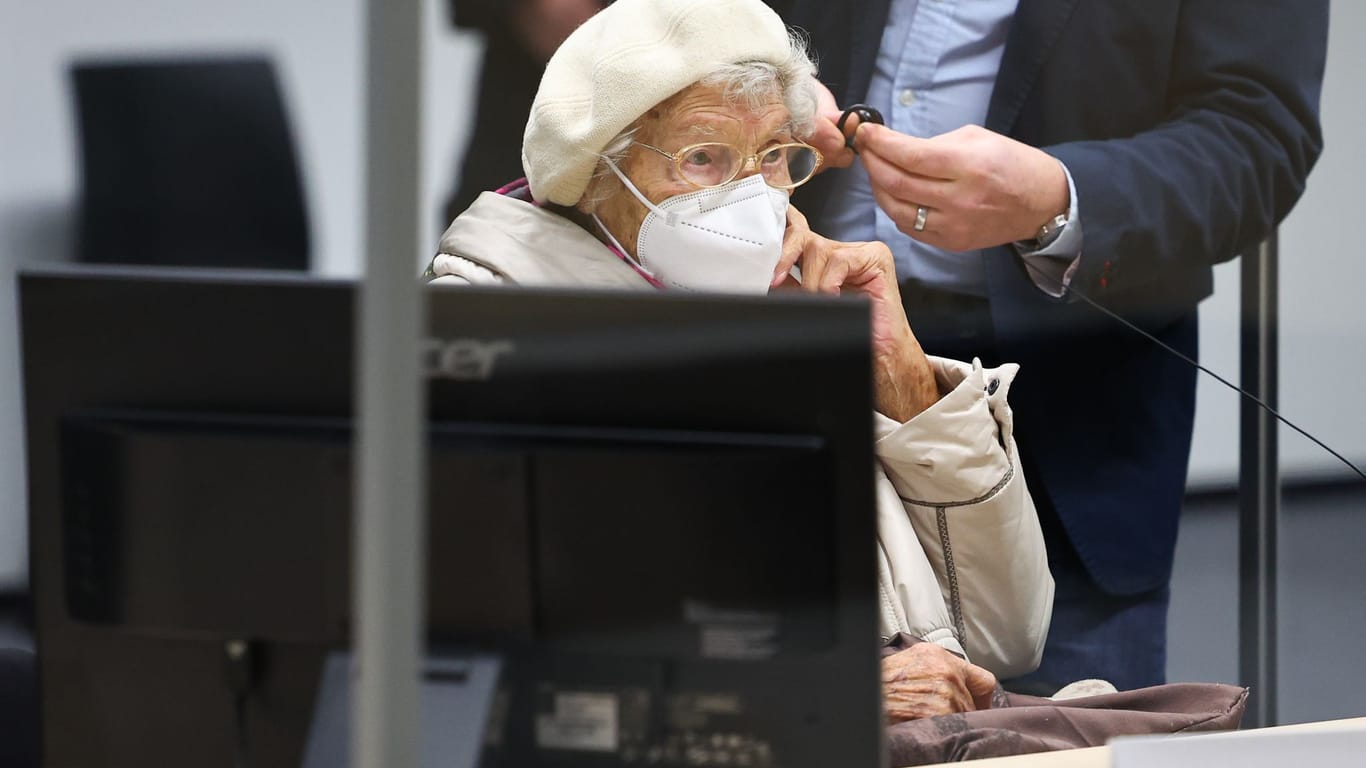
[913, 205, 930, 232]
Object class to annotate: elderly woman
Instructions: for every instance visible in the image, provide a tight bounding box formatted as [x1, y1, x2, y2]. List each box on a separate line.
[429, 0, 1052, 721]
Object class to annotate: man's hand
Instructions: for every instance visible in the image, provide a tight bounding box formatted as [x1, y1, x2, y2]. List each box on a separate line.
[514, 0, 606, 63]
[806, 78, 856, 171]
[854, 123, 1069, 252]
[775, 206, 939, 422]
[882, 643, 998, 723]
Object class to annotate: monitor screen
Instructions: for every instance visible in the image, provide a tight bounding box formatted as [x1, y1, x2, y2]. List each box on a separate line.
[21, 268, 883, 767]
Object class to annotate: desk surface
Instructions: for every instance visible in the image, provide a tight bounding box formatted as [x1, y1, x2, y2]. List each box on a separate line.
[919, 717, 1366, 768]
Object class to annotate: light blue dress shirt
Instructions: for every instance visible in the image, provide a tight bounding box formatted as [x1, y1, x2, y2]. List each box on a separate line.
[820, 0, 1081, 297]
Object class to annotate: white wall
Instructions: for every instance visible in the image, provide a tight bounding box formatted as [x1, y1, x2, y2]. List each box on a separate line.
[0, 0, 483, 587]
[1186, 0, 1366, 487]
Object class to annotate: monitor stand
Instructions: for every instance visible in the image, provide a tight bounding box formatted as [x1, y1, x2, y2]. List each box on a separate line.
[302, 650, 503, 768]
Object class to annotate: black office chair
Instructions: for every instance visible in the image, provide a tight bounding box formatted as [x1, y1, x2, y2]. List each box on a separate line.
[71, 56, 310, 270]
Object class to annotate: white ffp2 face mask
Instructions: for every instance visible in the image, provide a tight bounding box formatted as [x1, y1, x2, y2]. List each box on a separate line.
[594, 160, 790, 294]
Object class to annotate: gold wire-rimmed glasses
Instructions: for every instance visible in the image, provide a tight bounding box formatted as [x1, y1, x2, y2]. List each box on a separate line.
[635, 141, 824, 190]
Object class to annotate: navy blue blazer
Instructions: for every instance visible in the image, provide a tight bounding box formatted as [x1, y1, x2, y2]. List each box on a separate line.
[769, 0, 1327, 594]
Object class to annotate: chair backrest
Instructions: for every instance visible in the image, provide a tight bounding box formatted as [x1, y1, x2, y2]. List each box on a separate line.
[71, 56, 310, 270]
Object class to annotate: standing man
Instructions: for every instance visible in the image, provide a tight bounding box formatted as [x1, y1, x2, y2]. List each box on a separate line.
[445, 0, 609, 224]
[768, 0, 1328, 692]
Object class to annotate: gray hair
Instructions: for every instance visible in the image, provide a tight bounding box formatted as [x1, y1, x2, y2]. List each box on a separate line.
[579, 28, 818, 211]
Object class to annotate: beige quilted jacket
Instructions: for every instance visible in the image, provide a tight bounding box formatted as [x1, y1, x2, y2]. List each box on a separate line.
[428, 192, 1054, 677]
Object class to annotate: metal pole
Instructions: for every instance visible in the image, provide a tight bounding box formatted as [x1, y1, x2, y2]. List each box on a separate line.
[355, 0, 426, 766]
[1238, 233, 1280, 729]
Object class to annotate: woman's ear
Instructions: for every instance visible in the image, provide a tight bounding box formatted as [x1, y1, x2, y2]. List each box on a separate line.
[574, 190, 597, 217]
[576, 168, 617, 216]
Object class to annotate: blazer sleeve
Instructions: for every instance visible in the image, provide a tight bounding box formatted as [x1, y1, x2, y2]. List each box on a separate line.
[1046, 0, 1328, 299]
[873, 357, 1054, 678]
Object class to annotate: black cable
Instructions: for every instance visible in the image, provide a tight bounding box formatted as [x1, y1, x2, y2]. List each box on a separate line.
[233, 692, 249, 768]
[1022, 260, 1366, 483]
[224, 639, 254, 768]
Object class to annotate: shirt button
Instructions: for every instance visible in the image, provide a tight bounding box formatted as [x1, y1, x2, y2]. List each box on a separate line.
[899, 88, 915, 107]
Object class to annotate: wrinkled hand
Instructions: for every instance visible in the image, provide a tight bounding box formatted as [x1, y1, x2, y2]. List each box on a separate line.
[774, 206, 939, 421]
[514, 0, 606, 62]
[882, 643, 998, 723]
[805, 78, 855, 171]
[854, 123, 1070, 252]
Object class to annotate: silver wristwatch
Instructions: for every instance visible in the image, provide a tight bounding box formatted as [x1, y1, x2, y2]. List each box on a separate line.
[1034, 213, 1069, 249]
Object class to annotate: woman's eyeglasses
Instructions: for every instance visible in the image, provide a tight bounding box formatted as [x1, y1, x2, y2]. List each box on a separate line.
[635, 141, 823, 190]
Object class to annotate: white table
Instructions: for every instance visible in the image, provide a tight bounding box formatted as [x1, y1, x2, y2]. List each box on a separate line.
[918, 716, 1366, 768]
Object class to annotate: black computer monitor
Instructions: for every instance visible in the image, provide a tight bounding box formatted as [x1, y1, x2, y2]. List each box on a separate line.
[20, 268, 883, 768]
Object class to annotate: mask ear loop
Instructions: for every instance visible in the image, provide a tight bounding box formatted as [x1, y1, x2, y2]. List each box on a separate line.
[836, 104, 886, 156]
[590, 212, 654, 277]
[602, 157, 679, 226]
[591, 157, 662, 276]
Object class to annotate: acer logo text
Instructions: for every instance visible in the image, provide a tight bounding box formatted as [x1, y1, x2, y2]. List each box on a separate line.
[422, 338, 514, 381]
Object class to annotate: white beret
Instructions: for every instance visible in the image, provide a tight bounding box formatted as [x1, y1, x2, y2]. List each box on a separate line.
[522, 0, 795, 206]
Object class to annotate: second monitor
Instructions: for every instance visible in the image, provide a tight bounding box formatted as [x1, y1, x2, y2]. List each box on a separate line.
[22, 269, 884, 767]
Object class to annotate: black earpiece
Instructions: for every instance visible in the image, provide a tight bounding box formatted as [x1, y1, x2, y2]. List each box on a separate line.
[835, 104, 886, 154]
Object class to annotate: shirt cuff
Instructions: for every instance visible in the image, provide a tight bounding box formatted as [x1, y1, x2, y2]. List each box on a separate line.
[1015, 160, 1083, 298]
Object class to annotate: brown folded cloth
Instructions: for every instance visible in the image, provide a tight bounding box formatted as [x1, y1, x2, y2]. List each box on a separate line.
[880, 635, 1248, 765]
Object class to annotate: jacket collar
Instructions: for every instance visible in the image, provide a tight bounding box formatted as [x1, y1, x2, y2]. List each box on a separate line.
[986, 0, 1081, 134]
[436, 193, 656, 291]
